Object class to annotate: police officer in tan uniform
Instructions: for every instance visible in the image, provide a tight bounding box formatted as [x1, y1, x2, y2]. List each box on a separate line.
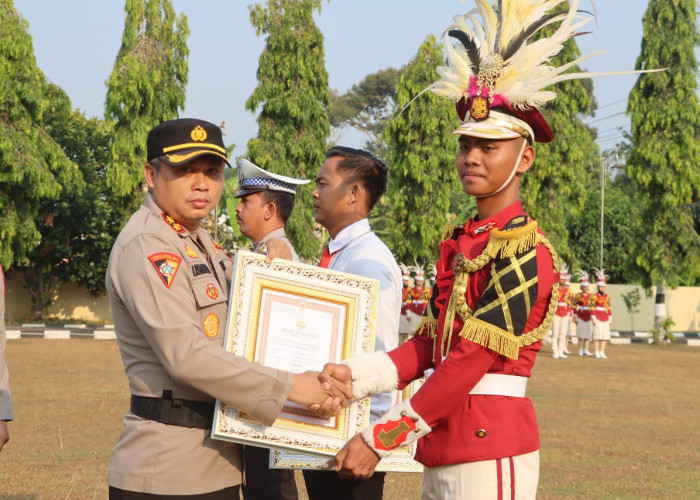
[106, 118, 350, 499]
[235, 158, 309, 262]
[234, 158, 309, 500]
[0, 265, 13, 453]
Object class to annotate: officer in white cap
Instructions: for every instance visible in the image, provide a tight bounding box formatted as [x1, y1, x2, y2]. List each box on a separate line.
[235, 159, 309, 263]
[235, 158, 309, 500]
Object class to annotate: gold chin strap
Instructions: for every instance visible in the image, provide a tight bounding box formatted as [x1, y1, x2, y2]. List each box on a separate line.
[475, 138, 528, 199]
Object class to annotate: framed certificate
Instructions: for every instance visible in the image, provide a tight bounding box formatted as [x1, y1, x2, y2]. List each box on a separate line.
[270, 378, 425, 473]
[211, 251, 379, 457]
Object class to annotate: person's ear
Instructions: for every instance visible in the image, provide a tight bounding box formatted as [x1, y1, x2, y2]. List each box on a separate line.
[264, 202, 276, 221]
[516, 140, 535, 174]
[348, 183, 361, 206]
[144, 163, 156, 190]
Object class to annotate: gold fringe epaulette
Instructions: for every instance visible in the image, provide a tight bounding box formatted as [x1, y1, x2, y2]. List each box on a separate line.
[488, 220, 539, 259]
[441, 223, 458, 242]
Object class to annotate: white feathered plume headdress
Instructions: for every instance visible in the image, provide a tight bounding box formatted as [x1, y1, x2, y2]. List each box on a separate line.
[414, 261, 425, 280]
[592, 267, 609, 287]
[574, 267, 589, 286]
[430, 0, 662, 143]
[560, 261, 570, 281]
[399, 262, 411, 279]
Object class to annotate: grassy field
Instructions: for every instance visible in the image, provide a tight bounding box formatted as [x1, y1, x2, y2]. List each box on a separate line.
[1, 340, 698, 499]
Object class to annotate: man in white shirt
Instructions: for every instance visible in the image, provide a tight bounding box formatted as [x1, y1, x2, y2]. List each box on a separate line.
[303, 146, 402, 500]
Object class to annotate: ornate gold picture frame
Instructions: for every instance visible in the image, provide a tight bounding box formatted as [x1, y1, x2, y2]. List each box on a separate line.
[211, 251, 378, 457]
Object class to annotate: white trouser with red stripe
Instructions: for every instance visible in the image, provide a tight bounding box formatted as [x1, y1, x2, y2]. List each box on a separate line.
[421, 450, 539, 500]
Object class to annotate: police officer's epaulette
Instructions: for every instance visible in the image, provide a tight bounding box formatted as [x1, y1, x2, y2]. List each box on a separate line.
[161, 212, 187, 235]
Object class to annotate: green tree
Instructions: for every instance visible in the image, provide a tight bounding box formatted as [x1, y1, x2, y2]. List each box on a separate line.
[105, 0, 189, 211]
[383, 35, 461, 264]
[520, 2, 599, 264]
[621, 288, 641, 331]
[17, 84, 113, 318]
[246, 0, 330, 259]
[567, 178, 639, 284]
[328, 67, 401, 153]
[626, 0, 700, 291]
[0, 1, 83, 269]
[627, 0, 700, 328]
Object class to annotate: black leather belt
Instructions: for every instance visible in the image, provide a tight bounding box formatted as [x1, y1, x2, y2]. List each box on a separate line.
[130, 391, 215, 429]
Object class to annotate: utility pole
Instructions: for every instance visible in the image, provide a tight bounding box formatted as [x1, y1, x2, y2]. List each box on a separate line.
[600, 154, 606, 270]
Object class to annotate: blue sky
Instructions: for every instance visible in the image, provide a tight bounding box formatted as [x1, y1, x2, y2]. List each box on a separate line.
[14, 1, 651, 156]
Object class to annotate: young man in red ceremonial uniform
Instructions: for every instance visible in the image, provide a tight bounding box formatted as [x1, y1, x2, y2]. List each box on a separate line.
[311, 0, 649, 495]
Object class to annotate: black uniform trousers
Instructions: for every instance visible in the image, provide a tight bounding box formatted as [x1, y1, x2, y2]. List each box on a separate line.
[302, 470, 386, 500]
[242, 445, 298, 500]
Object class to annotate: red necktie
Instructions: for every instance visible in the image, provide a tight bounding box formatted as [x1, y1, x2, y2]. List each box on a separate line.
[319, 246, 334, 268]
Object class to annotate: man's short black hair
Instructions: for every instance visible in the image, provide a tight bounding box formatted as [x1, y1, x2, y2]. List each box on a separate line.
[325, 146, 388, 211]
[258, 189, 296, 224]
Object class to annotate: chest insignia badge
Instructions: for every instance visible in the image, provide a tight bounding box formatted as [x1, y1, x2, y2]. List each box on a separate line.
[205, 283, 219, 300]
[184, 244, 199, 259]
[203, 312, 219, 338]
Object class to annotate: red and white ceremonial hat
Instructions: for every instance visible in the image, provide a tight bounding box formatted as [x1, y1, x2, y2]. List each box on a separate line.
[593, 267, 609, 287]
[428, 0, 662, 144]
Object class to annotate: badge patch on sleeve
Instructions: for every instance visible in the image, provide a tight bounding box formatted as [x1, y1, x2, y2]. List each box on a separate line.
[203, 312, 219, 338]
[205, 283, 219, 300]
[373, 416, 417, 451]
[148, 252, 183, 289]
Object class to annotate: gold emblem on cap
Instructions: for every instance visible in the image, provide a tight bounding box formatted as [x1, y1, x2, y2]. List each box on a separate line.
[191, 125, 207, 142]
[470, 96, 490, 121]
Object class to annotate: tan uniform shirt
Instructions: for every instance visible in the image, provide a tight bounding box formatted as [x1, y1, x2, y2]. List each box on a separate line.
[0, 266, 13, 421]
[253, 227, 299, 262]
[106, 193, 294, 495]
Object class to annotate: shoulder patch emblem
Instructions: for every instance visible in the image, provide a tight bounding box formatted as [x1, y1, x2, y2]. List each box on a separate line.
[148, 252, 183, 289]
[161, 212, 187, 235]
[184, 244, 199, 259]
[205, 283, 219, 300]
[203, 312, 219, 338]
